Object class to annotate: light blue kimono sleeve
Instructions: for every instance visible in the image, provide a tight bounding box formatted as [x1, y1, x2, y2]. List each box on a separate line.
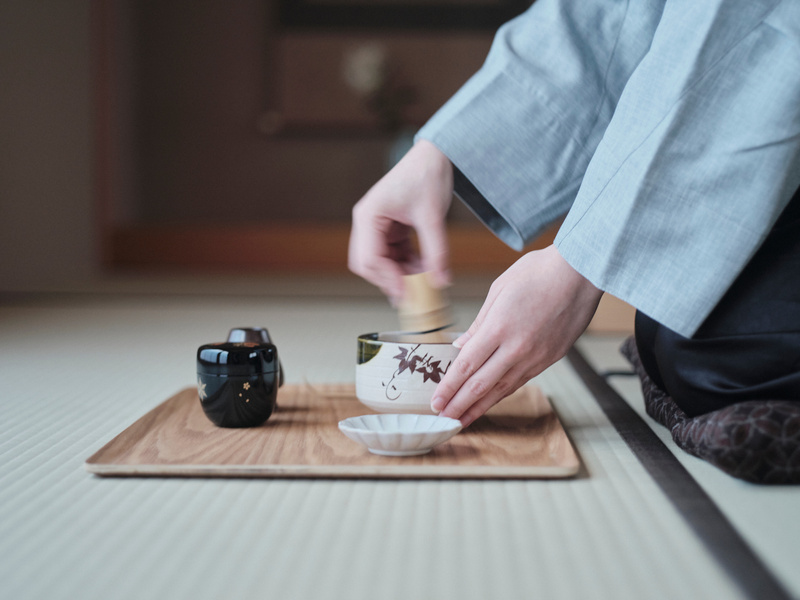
[555, 0, 800, 336]
[417, 0, 667, 248]
[417, 0, 800, 337]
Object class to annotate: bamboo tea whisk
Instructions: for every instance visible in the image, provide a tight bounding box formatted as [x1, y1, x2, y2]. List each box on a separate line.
[398, 272, 454, 341]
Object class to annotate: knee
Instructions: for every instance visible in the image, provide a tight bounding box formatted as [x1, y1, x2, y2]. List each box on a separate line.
[651, 329, 727, 417]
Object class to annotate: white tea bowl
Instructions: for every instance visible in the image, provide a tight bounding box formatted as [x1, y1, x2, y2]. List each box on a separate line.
[338, 413, 463, 456]
[355, 331, 461, 414]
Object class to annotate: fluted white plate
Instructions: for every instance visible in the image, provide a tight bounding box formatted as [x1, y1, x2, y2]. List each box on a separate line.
[338, 413, 463, 456]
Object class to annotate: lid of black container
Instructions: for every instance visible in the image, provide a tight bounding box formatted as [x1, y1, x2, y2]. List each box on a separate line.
[197, 342, 279, 376]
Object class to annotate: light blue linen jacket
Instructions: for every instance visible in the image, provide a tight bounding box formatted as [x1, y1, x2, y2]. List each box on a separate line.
[417, 0, 800, 337]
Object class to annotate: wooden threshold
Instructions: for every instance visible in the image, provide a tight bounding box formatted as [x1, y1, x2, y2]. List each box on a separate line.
[110, 222, 558, 273]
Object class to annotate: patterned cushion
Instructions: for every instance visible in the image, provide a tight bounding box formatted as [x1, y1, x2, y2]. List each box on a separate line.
[620, 336, 800, 484]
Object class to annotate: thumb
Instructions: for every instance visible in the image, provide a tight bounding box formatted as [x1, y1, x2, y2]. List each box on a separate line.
[453, 280, 502, 348]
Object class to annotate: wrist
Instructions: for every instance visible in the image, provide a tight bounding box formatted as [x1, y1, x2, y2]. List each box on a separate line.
[413, 139, 453, 185]
[547, 244, 603, 303]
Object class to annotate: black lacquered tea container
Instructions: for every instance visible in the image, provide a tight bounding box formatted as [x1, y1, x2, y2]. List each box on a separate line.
[197, 328, 282, 428]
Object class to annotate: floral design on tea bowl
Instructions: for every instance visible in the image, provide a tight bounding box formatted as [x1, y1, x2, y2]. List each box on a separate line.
[356, 331, 461, 414]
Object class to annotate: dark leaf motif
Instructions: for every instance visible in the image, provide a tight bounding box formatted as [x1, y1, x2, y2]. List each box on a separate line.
[422, 360, 443, 383]
[393, 347, 411, 374]
[386, 344, 450, 398]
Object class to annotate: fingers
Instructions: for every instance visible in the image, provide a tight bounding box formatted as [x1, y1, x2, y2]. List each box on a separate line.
[431, 288, 500, 413]
[434, 337, 537, 426]
[347, 218, 406, 300]
[348, 139, 454, 300]
[430, 278, 536, 425]
[458, 378, 525, 427]
[431, 333, 498, 413]
[433, 338, 523, 419]
[415, 219, 451, 289]
[452, 331, 470, 349]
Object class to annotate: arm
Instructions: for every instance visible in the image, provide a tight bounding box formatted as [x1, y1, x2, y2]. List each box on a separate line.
[422, 1, 800, 425]
[350, 0, 659, 299]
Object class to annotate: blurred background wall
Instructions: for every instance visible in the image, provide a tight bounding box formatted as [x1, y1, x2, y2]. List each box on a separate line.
[0, 0, 530, 289]
[0, 1, 633, 330]
[111, 0, 495, 228]
[0, 0, 96, 289]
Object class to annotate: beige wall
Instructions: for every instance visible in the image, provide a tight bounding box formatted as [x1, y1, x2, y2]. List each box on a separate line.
[0, 0, 96, 289]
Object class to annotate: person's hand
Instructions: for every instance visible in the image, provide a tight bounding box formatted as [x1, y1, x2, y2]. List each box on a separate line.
[432, 245, 603, 426]
[348, 139, 453, 302]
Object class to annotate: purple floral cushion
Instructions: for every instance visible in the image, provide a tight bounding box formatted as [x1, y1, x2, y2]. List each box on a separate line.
[620, 336, 800, 484]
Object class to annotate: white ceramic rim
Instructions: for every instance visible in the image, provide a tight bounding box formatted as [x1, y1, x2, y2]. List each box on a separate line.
[338, 413, 462, 434]
[338, 413, 463, 456]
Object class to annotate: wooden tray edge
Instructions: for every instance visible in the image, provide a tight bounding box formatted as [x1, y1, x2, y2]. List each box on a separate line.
[84, 461, 581, 479]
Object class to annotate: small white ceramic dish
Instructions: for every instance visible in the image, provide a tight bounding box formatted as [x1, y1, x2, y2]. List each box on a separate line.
[356, 331, 462, 414]
[338, 413, 462, 456]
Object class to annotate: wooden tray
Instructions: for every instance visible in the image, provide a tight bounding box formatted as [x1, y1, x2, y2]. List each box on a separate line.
[85, 384, 580, 479]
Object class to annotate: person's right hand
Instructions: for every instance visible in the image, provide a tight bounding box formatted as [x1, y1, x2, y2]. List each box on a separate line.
[348, 139, 454, 303]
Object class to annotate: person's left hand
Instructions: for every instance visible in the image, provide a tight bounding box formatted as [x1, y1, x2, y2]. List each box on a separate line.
[432, 245, 603, 426]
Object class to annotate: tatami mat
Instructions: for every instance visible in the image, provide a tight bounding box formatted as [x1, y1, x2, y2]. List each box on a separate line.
[577, 336, 800, 597]
[0, 283, 795, 599]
